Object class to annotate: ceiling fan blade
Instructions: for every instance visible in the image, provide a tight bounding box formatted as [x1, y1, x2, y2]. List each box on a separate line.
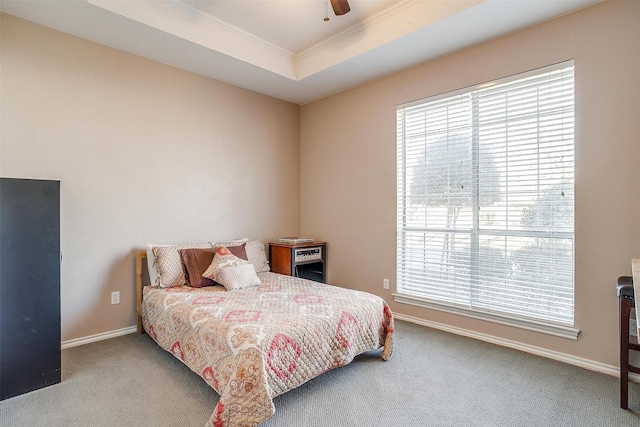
[330, 0, 351, 16]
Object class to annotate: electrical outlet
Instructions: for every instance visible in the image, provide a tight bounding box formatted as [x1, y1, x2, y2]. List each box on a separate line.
[631, 319, 638, 337]
[383, 278, 389, 290]
[111, 291, 120, 305]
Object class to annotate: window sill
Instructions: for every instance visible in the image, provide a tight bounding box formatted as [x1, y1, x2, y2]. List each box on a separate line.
[392, 293, 580, 340]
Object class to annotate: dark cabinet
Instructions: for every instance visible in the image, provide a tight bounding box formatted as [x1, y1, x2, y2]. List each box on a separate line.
[0, 178, 61, 400]
[269, 242, 327, 283]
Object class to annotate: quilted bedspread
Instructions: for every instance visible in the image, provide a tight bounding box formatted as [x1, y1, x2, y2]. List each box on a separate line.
[142, 272, 395, 427]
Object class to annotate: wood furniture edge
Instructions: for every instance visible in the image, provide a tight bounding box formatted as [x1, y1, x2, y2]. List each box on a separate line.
[269, 245, 292, 276]
[268, 242, 327, 283]
[135, 250, 146, 334]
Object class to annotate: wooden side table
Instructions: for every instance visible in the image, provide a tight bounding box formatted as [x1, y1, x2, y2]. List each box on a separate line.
[269, 242, 327, 283]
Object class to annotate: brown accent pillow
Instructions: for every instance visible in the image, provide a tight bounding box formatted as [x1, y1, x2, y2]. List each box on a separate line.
[180, 244, 247, 288]
[180, 248, 216, 288]
[228, 243, 248, 262]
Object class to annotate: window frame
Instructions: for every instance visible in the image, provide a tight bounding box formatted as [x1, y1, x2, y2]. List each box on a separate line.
[394, 61, 579, 340]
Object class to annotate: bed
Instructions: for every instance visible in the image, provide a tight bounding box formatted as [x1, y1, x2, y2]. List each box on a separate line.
[135, 241, 394, 427]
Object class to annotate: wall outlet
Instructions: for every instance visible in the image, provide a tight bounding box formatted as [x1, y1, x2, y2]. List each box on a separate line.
[111, 291, 120, 305]
[631, 319, 638, 337]
[383, 278, 390, 290]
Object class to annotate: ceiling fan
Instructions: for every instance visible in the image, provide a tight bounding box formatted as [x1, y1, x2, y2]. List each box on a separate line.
[330, 0, 351, 16]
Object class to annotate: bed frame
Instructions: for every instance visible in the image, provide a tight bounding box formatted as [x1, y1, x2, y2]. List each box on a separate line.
[135, 251, 147, 334]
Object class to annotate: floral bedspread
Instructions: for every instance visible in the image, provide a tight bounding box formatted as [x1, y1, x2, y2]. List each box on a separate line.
[142, 272, 395, 427]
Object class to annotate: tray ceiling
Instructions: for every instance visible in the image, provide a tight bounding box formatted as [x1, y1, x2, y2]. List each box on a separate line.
[0, 0, 601, 104]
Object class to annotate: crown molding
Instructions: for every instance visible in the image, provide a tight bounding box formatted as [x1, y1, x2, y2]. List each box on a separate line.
[169, 0, 294, 57]
[88, 0, 298, 79]
[296, 0, 484, 79]
[297, 0, 412, 60]
[88, 0, 484, 82]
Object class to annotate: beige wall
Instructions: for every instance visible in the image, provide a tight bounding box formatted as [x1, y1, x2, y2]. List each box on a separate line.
[0, 14, 301, 341]
[300, 0, 640, 366]
[2, 1, 639, 368]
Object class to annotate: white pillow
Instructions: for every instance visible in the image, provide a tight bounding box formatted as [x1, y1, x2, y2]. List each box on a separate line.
[146, 244, 172, 287]
[215, 237, 250, 246]
[216, 239, 269, 273]
[216, 264, 262, 291]
[151, 242, 213, 288]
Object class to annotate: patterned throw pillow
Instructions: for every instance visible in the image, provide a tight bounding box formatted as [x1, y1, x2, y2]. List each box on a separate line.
[152, 242, 213, 288]
[179, 244, 248, 288]
[216, 263, 262, 291]
[216, 239, 270, 273]
[202, 246, 247, 282]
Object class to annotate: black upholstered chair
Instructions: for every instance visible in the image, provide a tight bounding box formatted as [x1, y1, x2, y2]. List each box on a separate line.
[618, 276, 639, 409]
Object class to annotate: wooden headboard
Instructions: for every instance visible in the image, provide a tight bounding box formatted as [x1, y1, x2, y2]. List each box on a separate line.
[135, 251, 147, 334]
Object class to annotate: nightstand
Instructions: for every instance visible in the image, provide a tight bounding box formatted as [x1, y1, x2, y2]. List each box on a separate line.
[269, 242, 327, 283]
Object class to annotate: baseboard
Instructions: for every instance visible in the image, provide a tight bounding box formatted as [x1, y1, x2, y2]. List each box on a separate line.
[63, 315, 638, 384]
[394, 312, 640, 383]
[61, 326, 137, 349]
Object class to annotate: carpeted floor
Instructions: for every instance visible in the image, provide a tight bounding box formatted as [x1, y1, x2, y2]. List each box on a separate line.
[1, 320, 640, 426]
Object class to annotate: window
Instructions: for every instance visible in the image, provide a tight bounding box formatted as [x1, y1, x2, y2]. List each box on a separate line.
[396, 61, 577, 339]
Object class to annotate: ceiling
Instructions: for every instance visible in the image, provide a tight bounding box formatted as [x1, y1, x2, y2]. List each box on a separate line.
[0, 0, 601, 105]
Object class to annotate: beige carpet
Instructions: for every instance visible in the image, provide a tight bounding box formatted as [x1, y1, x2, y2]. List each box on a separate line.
[2, 320, 640, 426]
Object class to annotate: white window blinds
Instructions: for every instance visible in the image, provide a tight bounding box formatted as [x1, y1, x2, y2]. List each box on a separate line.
[396, 61, 575, 328]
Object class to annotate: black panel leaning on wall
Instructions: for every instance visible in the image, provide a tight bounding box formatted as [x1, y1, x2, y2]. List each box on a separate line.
[0, 177, 61, 400]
